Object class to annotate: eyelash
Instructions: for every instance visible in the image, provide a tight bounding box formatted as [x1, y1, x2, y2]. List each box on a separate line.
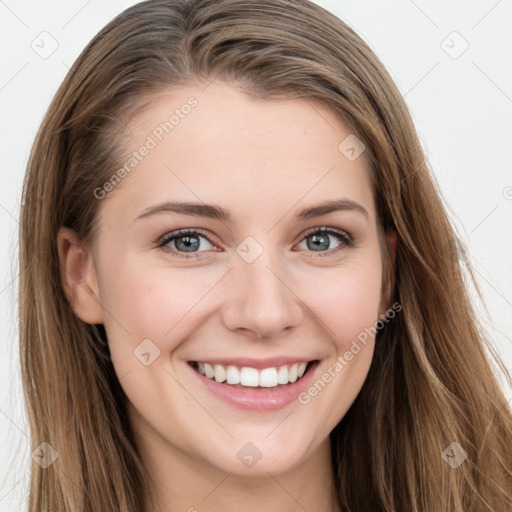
[156, 227, 354, 260]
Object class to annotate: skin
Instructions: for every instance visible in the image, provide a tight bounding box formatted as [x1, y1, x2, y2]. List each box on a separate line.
[58, 81, 396, 512]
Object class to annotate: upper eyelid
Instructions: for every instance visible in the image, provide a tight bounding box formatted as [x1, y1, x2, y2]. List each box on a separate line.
[158, 227, 209, 240]
[299, 226, 351, 240]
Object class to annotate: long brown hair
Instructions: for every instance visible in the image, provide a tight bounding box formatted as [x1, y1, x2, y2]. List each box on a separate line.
[19, 0, 512, 510]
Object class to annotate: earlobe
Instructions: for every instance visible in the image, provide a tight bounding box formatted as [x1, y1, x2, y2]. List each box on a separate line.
[57, 227, 104, 324]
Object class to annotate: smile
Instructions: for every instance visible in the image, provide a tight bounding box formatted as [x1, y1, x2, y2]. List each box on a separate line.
[188, 359, 320, 411]
[191, 361, 311, 388]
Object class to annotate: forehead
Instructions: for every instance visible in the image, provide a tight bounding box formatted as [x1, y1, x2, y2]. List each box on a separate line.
[101, 81, 375, 225]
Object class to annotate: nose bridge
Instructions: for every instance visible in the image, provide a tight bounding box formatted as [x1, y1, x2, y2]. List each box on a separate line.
[221, 237, 303, 338]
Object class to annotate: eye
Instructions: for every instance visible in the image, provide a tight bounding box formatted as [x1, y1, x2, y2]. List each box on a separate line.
[295, 227, 353, 257]
[157, 229, 217, 259]
[157, 226, 354, 260]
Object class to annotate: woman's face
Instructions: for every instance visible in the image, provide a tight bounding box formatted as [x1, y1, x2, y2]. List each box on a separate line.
[71, 81, 393, 476]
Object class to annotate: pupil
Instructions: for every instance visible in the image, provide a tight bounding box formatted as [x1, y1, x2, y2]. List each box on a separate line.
[176, 235, 199, 252]
[307, 234, 329, 251]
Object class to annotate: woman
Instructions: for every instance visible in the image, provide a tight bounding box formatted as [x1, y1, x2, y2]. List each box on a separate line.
[19, 0, 512, 510]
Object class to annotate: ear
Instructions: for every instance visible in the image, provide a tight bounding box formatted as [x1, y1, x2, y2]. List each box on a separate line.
[57, 227, 104, 324]
[379, 228, 398, 318]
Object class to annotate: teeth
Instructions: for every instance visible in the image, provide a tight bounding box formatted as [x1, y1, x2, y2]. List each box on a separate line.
[240, 367, 259, 387]
[213, 364, 226, 383]
[196, 361, 309, 387]
[226, 365, 240, 384]
[259, 368, 278, 387]
[289, 363, 299, 383]
[277, 365, 289, 384]
[204, 363, 214, 379]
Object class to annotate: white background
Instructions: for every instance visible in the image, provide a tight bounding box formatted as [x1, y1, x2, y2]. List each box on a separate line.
[1, 1, 511, 510]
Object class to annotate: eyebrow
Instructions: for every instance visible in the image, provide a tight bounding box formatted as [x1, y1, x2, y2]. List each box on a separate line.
[135, 199, 369, 222]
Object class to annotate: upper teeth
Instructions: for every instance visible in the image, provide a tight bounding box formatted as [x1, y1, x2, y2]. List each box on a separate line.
[197, 362, 308, 387]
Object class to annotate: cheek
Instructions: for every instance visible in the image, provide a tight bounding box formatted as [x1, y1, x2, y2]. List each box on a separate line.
[97, 256, 225, 359]
[300, 258, 383, 347]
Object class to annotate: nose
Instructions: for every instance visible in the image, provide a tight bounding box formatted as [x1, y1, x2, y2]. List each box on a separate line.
[220, 250, 303, 340]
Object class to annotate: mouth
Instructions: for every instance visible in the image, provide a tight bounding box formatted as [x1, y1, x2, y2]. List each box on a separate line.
[188, 359, 318, 391]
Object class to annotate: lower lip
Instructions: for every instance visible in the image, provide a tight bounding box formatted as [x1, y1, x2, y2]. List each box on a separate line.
[188, 360, 320, 412]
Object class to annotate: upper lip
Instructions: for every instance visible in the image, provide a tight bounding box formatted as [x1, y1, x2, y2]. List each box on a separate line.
[189, 357, 318, 370]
